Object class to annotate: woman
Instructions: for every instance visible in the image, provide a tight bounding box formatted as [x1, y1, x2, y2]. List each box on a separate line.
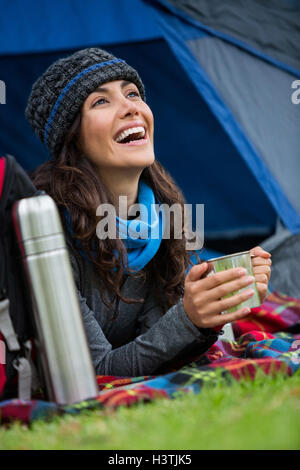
[25, 48, 271, 376]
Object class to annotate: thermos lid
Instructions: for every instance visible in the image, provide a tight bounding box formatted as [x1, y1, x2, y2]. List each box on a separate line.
[13, 194, 64, 242]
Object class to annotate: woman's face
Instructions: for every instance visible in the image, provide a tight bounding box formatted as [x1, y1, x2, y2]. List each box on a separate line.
[79, 80, 155, 175]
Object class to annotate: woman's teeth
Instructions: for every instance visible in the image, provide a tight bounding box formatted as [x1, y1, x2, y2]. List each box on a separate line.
[115, 126, 145, 143]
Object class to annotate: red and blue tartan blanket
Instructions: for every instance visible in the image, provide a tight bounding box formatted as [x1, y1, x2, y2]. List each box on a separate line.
[1, 291, 300, 425]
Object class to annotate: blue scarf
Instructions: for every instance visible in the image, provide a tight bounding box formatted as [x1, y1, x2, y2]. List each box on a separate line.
[116, 179, 165, 272]
[64, 179, 165, 272]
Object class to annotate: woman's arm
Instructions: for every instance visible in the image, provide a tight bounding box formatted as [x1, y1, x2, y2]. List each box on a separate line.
[137, 294, 219, 372]
[76, 286, 217, 376]
[67, 242, 217, 376]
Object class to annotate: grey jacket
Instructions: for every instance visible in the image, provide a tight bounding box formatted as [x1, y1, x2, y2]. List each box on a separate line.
[66, 237, 218, 376]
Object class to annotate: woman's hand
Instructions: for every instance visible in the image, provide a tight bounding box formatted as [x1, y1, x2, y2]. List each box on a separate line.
[250, 246, 272, 303]
[183, 263, 256, 329]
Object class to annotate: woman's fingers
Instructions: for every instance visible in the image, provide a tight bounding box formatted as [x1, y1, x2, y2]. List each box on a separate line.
[186, 262, 208, 282]
[251, 247, 271, 300]
[194, 266, 247, 291]
[250, 246, 271, 259]
[254, 273, 269, 283]
[256, 281, 268, 302]
[252, 265, 271, 273]
[252, 256, 272, 267]
[216, 287, 255, 313]
[211, 306, 252, 328]
[204, 274, 255, 302]
[200, 286, 255, 316]
[253, 265, 271, 280]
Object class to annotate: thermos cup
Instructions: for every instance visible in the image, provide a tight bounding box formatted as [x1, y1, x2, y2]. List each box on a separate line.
[206, 250, 261, 341]
[207, 250, 261, 313]
[12, 194, 98, 405]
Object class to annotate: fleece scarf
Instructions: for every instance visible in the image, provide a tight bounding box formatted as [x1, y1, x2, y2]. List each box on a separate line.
[115, 179, 165, 272]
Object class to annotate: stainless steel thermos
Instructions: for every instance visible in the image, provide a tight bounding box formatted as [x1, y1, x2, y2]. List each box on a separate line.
[12, 194, 98, 405]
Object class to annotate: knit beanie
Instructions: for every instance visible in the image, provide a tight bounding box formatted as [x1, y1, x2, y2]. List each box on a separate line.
[25, 47, 146, 158]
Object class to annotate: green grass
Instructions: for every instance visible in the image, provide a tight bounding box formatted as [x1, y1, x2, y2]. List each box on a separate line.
[1, 371, 300, 450]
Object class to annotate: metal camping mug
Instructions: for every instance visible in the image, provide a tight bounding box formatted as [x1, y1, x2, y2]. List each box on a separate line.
[207, 250, 261, 314]
[12, 194, 98, 405]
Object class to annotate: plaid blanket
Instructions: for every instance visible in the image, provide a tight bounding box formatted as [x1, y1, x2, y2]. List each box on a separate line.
[1, 291, 300, 425]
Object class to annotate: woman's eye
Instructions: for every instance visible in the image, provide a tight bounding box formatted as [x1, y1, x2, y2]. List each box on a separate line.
[127, 90, 140, 98]
[92, 91, 139, 107]
[93, 98, 107, 107]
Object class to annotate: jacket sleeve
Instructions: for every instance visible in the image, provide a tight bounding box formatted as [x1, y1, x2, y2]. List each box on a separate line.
[135, 291, 219, 372]
[66, 240, 218, 377]
[76, 288, 218, 377]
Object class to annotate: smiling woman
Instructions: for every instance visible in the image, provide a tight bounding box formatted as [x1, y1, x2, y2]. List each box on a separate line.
[25, 47, 271, 377]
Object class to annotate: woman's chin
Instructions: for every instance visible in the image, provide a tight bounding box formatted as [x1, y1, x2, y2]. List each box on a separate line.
[124, 153, 155, 169]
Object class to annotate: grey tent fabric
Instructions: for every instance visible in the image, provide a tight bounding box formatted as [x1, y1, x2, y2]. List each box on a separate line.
[263, 233, 300, 298]
[168, 0, 300, 71]
[261, 219, 300, 297]
[187, 35, 300, 215]
[261, 218, 292, 253]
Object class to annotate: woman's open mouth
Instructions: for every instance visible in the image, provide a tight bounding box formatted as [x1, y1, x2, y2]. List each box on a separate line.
[114, 126, 148, 146]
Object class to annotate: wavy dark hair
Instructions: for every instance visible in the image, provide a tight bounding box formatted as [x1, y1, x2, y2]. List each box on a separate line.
[31, 113, 200, 315]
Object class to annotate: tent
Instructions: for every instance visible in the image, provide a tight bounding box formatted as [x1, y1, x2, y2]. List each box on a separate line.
[0, 0, 299, 290]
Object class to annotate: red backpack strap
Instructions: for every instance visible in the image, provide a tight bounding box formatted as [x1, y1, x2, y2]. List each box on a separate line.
[0, 157, 5, 199]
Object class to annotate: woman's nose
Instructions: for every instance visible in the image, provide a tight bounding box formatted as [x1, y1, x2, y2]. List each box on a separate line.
[117, 95, 139, 118]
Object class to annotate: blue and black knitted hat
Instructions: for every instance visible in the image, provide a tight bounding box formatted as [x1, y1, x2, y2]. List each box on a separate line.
[25, 47, 146, 158]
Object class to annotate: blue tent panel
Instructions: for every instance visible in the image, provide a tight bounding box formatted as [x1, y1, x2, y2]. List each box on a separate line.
[0, 0, 161, 55]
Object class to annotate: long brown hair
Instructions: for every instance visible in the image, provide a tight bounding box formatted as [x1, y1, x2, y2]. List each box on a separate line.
[31, 113, 199, 315]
